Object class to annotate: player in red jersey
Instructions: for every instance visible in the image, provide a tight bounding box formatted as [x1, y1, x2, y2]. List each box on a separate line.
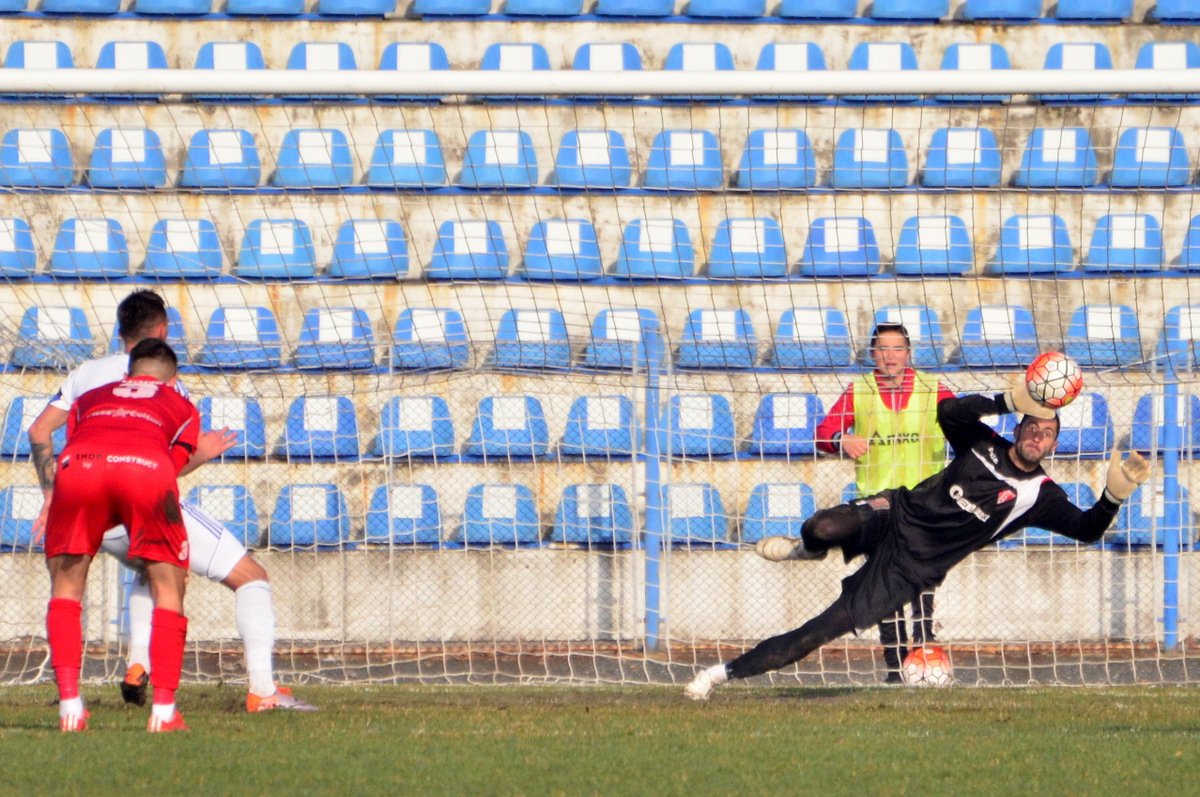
[45, 339, 198, 733]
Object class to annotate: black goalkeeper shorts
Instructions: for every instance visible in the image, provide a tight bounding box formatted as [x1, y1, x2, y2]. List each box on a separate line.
[833, 501, 924, 633]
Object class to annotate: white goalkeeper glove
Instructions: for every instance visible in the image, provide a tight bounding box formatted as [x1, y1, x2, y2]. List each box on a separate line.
[1003, 375, 1057, 420]
[1104, 449, 1151, 503]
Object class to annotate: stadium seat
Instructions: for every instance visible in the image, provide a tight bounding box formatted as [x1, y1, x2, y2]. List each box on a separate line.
[662, 483, 727, 547]
[772, 307, 853, 369]
[796, 217, 880, 277]
[846, 42, 919, 102]
[277, 396, 361, 460]
[458, 484, 541, 547]
[378, 41, 451, 77]
[413, 0, 489, 12]
[552, 484, 635, 547]
[613, 219, 694, 279]
[185, 485, 259, 548]
[741, 483, 817, 544]
[871, 306, 944, 368]
[95, 41, 167, 70]
[1014, 128, 1098, 187]
[49, 218, 129, 278]
[1016, 483, 1097, 546]
[480, 42, 552, 72]
[559, 395, 637, 457]
[1051, 393, 1115, 458]
[1157, 0, 1200, 20]
[294, 307, 376, 370]
[522, 219, 603, 280]
[1056, 0, 1131, 20]
[688, 0, 763, 16]
[553, 130, 632, 189]
[227, 0, 304, 14]
[328, 219, 410, 279]
[746, 393, 823, 457]
[0, 396, 64, 460]
[1130, 391, 1200, 455]
[286, 41, 357, 72]
[391, 308, 470, 370]
[1109, 128, 1190, 188]
[935, 44, 1010, 103]
[831, 129, 908, 188]
[0, 218, 35, 277]
[143, 219, 222, 280]
[659, 394, 737, 457]
[571, 42, 642, 72]
[268, 484, 351, 550]
[236, 219, 316, 279]
[4, 41, 73, 71]
[990, 215, 1074, 275]
[594, 0, 673, 18]
[458, 130, 539, 188]
[196, 395, 267, 459]
[676, 309, 758, 369]
[11, 306, 94, 369]
[366, 130, 446, 188]
[959, 305, 1039, 368]
[87, 128, 165, 189]
[582, 308, 661, 370]
[735, 129, 818, 190]
[193, 41, 266, 72]
[1116, 480, 1194, 549]
[921, 127, 1002, 188]
[372, 395, 455, 459]
[42, 0, 118, 15]
[1083, 214, 1164, 272]
[463, 395, 550, 458]
[506, 0, 582, 14]
[754, 44, 827, 100]
[870, 0, 947, 19]
[318, 0, 395, 12]
[644, 130, 724, 190]
[364, 484, 442, 546]
[194, 306, 283, 369]
[1064, 305, 1143, 368]
[1041, 44, 1113, 103]
[1132, 42, 1200, 101]
[425, 220, 508, 280]
[1157, 305, 1200, 370]
[1177, 216, 1200, 271]
[180, 129, 260, 189]
[493, 308, 572, 370]
[272, 129, 354, 188]
[707, 217, 788, 278]
[662, 42, 737, 100]
[892, 215, 973, 276]
[0, 485, 41, 552]
[0, 129, 73, 188]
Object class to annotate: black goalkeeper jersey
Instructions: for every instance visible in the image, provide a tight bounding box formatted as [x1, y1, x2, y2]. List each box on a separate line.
[886, 393, 1121, 587]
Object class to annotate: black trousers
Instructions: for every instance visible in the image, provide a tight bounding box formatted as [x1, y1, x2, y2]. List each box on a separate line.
[879, 591, 937, 679]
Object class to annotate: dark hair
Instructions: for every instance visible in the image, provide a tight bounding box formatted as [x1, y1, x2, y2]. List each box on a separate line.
[1017, 412, 1061, 437]
[117, 290, 168, 343]
[870, 322, 911, 350]
[128, 338, 178, 374]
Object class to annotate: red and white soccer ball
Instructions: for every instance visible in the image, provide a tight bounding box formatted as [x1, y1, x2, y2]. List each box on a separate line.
[1025, 351, 1084, 410]
[900, 646, 954, 688]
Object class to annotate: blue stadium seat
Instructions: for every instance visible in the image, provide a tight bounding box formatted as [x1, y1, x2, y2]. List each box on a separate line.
[1084, 214, 1164, 272]
[871, 0, 947, 19]
[1056, 0, 1131, 20]
[677, 309, 758, 369]
[286, 41, 357, 71]
[707, 217, 788, 278]
[378, 41, 451, 75]
[846, 42, 919, 102]
[366, 130, 446, 187]
[0, 218, 35, 277]
[277, 396, 361, 460]
[0, 485, 41, 552]
[746, 393, 823, 457]
[1110, 127, 1190, 188]
[1014, 128, 1098, 187]
[413, 0, 490, 13]
[582, 308, 660, 370]
[143, 219, 222, 280]
[936, 44, 1010, 102]
[391, 308, 470, 370]
[1132, 42, 1200, 101]
[663, 42, 736, 86]
[0, 396, 64, 460]
[493, 308, 572, 370]
[328, 219, 409, 279]
[197, 395, 267, 459]
[659, 394, 737, 457]
[959, 305, 1039, 368]
[613, 219, 694, 279]
[1157, 0, 1200, 20]
[458, 130, 539, 188]
[0, 129, 73, 188]
[237, 219, 316, 279]
[872, 306, 944, 368]
[458, 484, 541, 547]
[506, 0, 582, 14]
[88, 128, 165, 189]
[195, 306, 283, 369]
[893, 215, 973, 276]
[1064, 305, 1143, 368]
[180, 129, 260, 189]
[523, 219, 603, 280]
[644, 130, 723, 190]
[227, 0, 303, 14]
[990, 215, 1074, 275]
[273, 129, 354, 188]
[426, 220, 508, 280]
[463, 395, 550, 458]
[318, 0, 395, 12]
[1115, 480, 1194, 549]
[364, 484, 442, 546]
[50, 218, 128, 278]
[688, 0, 763, 16]
[268, 484, 352, 550]
[1041, 44, 1113, 103]
[11, 306, 93, 369]
[796, 217, 880, 277]
[294, 307, 376, 370]
[552, 484, 635, 547]
[921, 127, 1002, 188]
[480, 42, 552, 72]
[594, 0, 672, 17]
[1178, 216, 1200, 271]
[42, 0, 118, 15]
[741, 483, 817, 544]
[662, 483, 727, 547]
[1052, 393, 1115, 458]
[779, 0, 854, 17]
[736, 129, 818, 189]
[572, 42, 642, 72]
[96, 41, 167, 70]
[372, 396, 455, 459]
[1131, 390, 1200, 455]
[554, 130, 632, 189]
[185, 485, 259, 548]
[756, 42, 826, 73]
[832, 128, 908, 188]
[5, 40, 73, 71]
[193, 41, 265, 72]
[1157, 305, 1200, 370]
[1015, 483, 1097, 546]
[773, 308, 853, 369]
[560, 395, 637, 457]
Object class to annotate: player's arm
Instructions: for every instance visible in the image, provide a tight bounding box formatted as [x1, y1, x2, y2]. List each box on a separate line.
[936, 393, 1003, 456]
[1022, 482, 1122, 544]
[815, 384, 856, 456]
[27, 403, 68, 497]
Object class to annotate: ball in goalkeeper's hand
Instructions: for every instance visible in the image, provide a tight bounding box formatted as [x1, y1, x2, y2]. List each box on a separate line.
[1025, 351, 1084, 409]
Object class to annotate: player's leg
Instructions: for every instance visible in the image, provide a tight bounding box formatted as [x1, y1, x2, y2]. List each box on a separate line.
[878, 611, 907, 684]
[911, 590, 936, 645]
[756, 496, 889, 562]
[46, 554, 92, 731]
[143, 560, 189, 733]
[98, 529, 152, 705]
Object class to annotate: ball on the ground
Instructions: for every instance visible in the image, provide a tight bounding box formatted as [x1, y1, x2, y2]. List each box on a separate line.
[900, 646, 954, 688]
[1025, 351, 1084, 410]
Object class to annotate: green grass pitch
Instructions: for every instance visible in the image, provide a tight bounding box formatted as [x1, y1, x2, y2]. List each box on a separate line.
[3, 684, 1199, 796]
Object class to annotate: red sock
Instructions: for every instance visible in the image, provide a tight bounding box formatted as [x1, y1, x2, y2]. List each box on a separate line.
[46, 598, 82, 701]
[149, 608, 187, 706]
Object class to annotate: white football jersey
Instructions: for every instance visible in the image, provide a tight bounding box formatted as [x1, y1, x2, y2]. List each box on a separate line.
[49, 352, 188, 412]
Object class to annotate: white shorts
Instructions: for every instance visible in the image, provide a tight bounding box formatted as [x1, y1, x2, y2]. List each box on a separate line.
[99, 500, 249, 582]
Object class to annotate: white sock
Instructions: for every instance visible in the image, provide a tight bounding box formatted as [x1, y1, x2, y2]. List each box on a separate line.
[151, 702, 175, 722]
[705, 664, 729, 685]
[127, 578, 154, 671]
[59, 696, 84, 719]
[236, 580, 276, 697]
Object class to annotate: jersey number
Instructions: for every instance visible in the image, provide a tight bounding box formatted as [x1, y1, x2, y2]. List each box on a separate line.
[112, 381, 161, 399]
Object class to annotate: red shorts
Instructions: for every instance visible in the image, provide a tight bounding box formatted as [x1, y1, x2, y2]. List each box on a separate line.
[43, 447, 189, 568]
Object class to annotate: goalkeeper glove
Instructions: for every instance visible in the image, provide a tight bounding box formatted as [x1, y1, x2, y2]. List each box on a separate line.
[1002, 376, 1057, 420]
[1104, 449, 1151, 503]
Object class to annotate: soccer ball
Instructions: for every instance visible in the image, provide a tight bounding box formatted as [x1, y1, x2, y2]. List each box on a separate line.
[900, 646, 954, 688]
[1025, 351, 1084, 410]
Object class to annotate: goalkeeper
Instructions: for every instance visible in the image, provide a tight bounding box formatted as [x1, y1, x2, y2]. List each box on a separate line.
[686, 384, 1151, 700]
